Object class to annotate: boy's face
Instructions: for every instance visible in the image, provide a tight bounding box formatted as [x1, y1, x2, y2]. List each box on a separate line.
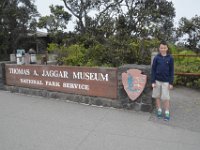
[159, 44, 168, 55]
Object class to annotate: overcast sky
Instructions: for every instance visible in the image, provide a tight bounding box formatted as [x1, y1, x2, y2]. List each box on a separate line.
[35, 0, 200, 31]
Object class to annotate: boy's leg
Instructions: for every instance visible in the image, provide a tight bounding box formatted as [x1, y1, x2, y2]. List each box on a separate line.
[161, 83, 171, 120]
[164, 100, 170, 121]
[152, 81, 162, 118]
[156, 98, 161, 109]
[161, 82, 170, 108]
[156, 98, 162, 118]
[163, 100, 170, 111]
[152, 81, 161, 108]
[155, 98, 162, 118]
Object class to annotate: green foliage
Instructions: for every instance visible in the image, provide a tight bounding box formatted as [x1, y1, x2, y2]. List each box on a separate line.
[47, 43, 87, 66]
[47, 43, 60, 53]
[86, 37, 160, 67]
[47, 37, 160, 67]
[61, 44, 87, 66]
[47, 43, 68, 62]
[174, 76, 200, 89]
[129, 39, 160, 64]
[174, 50, 200, 74]
[172, 48, 200, 89]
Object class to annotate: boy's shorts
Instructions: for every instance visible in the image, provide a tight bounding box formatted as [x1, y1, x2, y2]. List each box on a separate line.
[152, 80, 170, 100]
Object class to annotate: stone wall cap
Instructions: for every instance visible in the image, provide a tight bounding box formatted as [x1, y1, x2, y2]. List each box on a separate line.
[119, 64, 151, 70]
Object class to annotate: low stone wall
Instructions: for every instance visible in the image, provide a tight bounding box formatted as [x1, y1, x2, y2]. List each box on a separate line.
[0, 61, 16, 89]
[0, 63, 4, 90]
[0, 63, 153, 112]
[0, 62, 10, 90]
[4, 86, 122, 108]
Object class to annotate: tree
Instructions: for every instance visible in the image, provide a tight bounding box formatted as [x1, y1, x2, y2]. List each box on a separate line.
[60, 0, 175, 41]
[38, 5, 71, 33]
[62, 0, 123, 34]
[0, 0, 39, 59]
[118, 0, 175, 40]
[176, 15, 200, 51]
[38, 5, 71, 44]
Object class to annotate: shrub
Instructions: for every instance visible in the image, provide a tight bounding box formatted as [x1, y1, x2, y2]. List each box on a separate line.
[174, 75, 200, 89]
[173, 48, 200, 89]
[60, 44, 87, 66]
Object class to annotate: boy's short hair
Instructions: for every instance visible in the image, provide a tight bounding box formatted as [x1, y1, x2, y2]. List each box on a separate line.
[159, 40, 168, 47]
[158, 40, 171, 54]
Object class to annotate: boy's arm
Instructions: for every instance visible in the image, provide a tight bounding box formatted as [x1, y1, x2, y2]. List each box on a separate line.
[169, 56, 174, 85]
[151, 57, 157, 84]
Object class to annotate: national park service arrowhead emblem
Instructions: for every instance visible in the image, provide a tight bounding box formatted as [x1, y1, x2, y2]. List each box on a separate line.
[122, 69, 147, 101]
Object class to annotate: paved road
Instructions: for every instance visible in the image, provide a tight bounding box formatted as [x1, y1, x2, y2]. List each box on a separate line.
[0, 87, 200, 150]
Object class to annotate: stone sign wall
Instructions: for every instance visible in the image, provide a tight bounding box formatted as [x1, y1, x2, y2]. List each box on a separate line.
[1, 63, 152, 112]
[0, 63, 4, 89]
[118, 64, 152, 111]
[0, 62, 13, 90]
[5, 64, 118, 99]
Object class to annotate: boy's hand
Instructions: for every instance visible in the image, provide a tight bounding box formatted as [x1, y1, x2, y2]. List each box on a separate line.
[152, 83, 156, 88]
[169, 84, 173, 90]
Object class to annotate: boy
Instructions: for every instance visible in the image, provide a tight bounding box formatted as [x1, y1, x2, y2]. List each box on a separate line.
[151, 41, 174, 121]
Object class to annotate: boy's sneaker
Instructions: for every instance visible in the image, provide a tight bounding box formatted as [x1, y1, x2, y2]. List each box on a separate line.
[156, 109, 162, 118]
[164, 111, 170, 121]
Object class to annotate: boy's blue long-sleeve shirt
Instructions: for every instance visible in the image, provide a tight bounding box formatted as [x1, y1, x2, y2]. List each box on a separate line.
[151, 53, 174, 84]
